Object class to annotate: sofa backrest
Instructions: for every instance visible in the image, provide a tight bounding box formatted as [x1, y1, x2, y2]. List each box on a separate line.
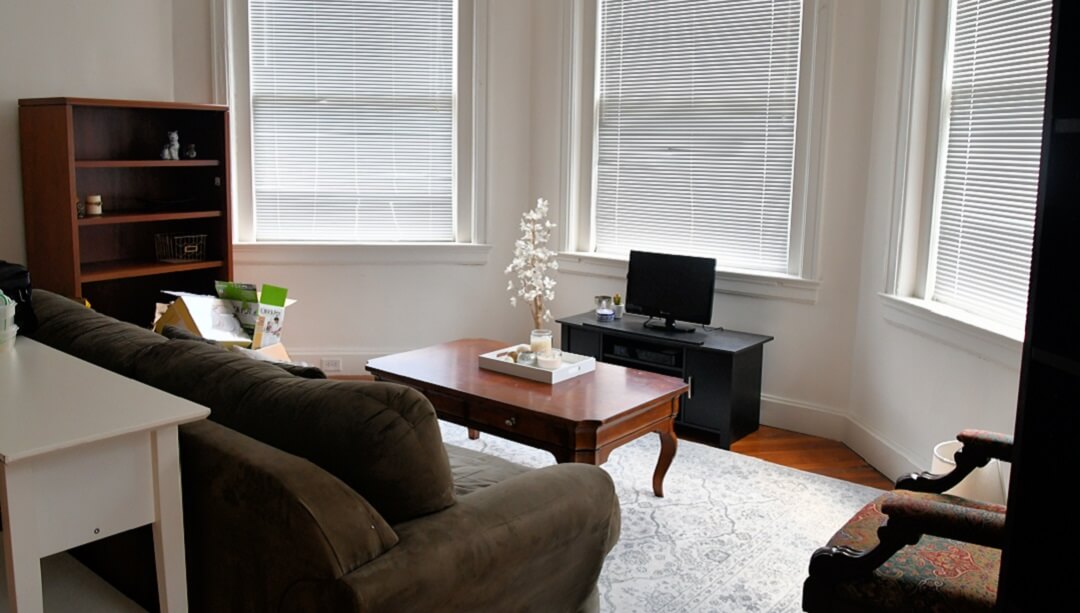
[29, 290, 456, 524]
[31, 289, 168, 377]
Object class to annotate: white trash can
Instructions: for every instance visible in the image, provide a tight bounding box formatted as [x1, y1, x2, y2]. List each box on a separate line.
[931, 440, 1009, 505]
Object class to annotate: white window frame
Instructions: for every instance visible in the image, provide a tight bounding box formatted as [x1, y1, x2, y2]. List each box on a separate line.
[214, 0, 491, 265]
[555, 0, 833, 304]
[881, 0, 1035, 365]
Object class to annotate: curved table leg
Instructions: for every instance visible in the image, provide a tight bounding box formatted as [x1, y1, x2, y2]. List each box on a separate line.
[652, 425, 678, 497]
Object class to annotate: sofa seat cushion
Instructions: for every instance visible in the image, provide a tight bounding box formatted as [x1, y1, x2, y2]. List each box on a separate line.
[811, 491, 1001, 612]
[29, 290, 167, 377]
[446, 443, 531, 497]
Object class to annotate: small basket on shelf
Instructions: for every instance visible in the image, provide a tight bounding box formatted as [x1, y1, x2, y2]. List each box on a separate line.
[154, 233, 207, 263]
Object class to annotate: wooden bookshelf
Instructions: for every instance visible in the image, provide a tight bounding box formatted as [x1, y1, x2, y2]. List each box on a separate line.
[77, 211, 223, 226]
[80, 259, 226, 283]
[19, 97, 233, 325]
[74, 160, 220, 168]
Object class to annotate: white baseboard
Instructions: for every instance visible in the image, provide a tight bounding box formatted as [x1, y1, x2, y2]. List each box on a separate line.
[286, 347, 409, 375]
[843, 416, 923, 482]
[760, 394, 848, 440]
[759, 394, 922, 484]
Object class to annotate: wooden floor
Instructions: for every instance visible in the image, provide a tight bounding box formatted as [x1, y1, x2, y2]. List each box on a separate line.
[730, 426, 893, 490]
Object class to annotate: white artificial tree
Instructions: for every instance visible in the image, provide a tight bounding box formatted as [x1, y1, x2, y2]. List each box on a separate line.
[506, 198, 558, 330]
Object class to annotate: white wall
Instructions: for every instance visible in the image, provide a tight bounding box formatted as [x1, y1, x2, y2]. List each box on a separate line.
[0, 0, 175, 264]
[184, 0, 1022, 482]
[1, 0, 1023, 481]
[845, 0, 1021, 479]
[529, 0, 882, 439]
[228, 0, 540, 369]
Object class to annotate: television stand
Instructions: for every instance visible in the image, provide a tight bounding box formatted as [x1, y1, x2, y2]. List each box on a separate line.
[560, 312, 773, 448]
[583, 318, 708, 345]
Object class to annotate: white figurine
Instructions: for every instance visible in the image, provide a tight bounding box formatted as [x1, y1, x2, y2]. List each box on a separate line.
[160, 131, 180, 160]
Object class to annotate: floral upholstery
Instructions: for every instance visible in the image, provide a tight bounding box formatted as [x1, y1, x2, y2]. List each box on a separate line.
[804, 491, 1003, 612]
[957, 429, 1013, 461]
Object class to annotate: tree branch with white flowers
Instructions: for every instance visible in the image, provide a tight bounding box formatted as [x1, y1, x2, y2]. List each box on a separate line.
[506, 198, 558, 330]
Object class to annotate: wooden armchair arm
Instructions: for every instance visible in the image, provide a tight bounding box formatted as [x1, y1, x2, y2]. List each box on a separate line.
[896, 429, 1012, 494]
[808, 493, 1005, 580]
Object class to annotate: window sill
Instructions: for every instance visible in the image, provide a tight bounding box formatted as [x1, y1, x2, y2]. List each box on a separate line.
[557, 252, 820, 304]
[878, 294, 1023, 368]
[233, 242, 492, 266]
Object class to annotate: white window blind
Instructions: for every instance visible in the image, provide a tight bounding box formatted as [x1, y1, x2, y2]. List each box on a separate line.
[593, 0, 803, 273]
[249, 0, 454, 242]
[930, 0, 1052, 328]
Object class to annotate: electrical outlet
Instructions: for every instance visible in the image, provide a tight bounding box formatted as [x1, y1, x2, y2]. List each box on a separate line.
[321, 358, 343, 372]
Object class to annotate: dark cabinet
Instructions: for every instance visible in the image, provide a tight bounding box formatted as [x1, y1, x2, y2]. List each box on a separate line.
[558, 312, 772, 448]
[1000, 1, 1079, 607]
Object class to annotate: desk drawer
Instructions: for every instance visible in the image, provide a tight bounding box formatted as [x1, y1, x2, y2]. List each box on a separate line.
[468, 403, 569, 448]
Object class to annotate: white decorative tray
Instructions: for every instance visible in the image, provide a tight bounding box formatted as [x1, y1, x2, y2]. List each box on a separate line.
[478, 346, 596, 384]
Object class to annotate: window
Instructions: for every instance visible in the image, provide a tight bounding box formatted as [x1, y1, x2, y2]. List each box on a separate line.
[926, 0, 1052, 330]
[244, 0, 464, 243]
[590, 0, 806, 274]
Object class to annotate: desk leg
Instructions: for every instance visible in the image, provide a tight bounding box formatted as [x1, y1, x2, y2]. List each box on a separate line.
[1, 462, 43, 612]
[652, 420, 678, 498]
[151, 426, 188, 613]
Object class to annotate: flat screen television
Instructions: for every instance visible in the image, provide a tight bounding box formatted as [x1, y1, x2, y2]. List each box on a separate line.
[625, 250, 716, 333]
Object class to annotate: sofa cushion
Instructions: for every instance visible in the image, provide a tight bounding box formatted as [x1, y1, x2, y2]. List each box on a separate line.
[133, 339, 296, 415]
[29, 290, 167, 377]
[161, 324, 327, 379]
[228, 345, 328, 379]
[180, 419, 400, 569]
[134, 339, 455, 524]
[446, 443, 531, 497]
[230, 379, 456, 524]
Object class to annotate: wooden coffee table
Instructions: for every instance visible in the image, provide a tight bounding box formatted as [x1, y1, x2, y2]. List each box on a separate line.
[366, 338, 689, 497]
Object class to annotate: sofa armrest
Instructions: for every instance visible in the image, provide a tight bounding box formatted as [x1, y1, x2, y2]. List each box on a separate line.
[332, 463, 621, 613]
[179, 420, 399, 613]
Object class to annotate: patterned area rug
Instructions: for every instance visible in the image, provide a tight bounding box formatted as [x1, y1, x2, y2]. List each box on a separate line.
[439, 422, 881, 613]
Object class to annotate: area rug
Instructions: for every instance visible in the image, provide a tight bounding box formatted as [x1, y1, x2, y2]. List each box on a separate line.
[439, 422, 882, 613]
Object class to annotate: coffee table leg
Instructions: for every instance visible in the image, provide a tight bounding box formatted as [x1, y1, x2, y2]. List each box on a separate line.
[652, 423, 678, 497]
[468, 428, 480, 440]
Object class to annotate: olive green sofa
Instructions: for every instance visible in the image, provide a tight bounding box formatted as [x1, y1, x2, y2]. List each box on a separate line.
[28, 290, 620, 612]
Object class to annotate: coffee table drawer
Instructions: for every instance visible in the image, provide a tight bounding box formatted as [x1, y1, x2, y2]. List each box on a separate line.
[468, 403, 569, 447]
[423, 389, 466, 419]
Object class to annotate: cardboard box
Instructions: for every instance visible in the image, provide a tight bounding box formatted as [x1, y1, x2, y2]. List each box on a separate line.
[153, 287, 295, 349]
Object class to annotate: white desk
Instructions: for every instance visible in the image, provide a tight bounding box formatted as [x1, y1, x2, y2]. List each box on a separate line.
[0, 337, 210, 612]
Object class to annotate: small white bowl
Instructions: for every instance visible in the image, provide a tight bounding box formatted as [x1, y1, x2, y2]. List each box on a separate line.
[537, 349, 563, 369]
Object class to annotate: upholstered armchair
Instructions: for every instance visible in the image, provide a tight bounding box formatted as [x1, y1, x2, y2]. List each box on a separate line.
[802, 430, 1010, 612]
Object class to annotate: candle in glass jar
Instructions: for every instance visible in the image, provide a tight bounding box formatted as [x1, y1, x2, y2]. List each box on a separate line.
[85, 194, 103, 216]
[530, 329, 553, 353]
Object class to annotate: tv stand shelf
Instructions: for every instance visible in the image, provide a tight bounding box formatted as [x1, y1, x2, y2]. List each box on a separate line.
[558, 312, 773, 448]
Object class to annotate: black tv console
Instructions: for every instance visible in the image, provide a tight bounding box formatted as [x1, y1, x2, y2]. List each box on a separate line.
[558, 312, 773, 448]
